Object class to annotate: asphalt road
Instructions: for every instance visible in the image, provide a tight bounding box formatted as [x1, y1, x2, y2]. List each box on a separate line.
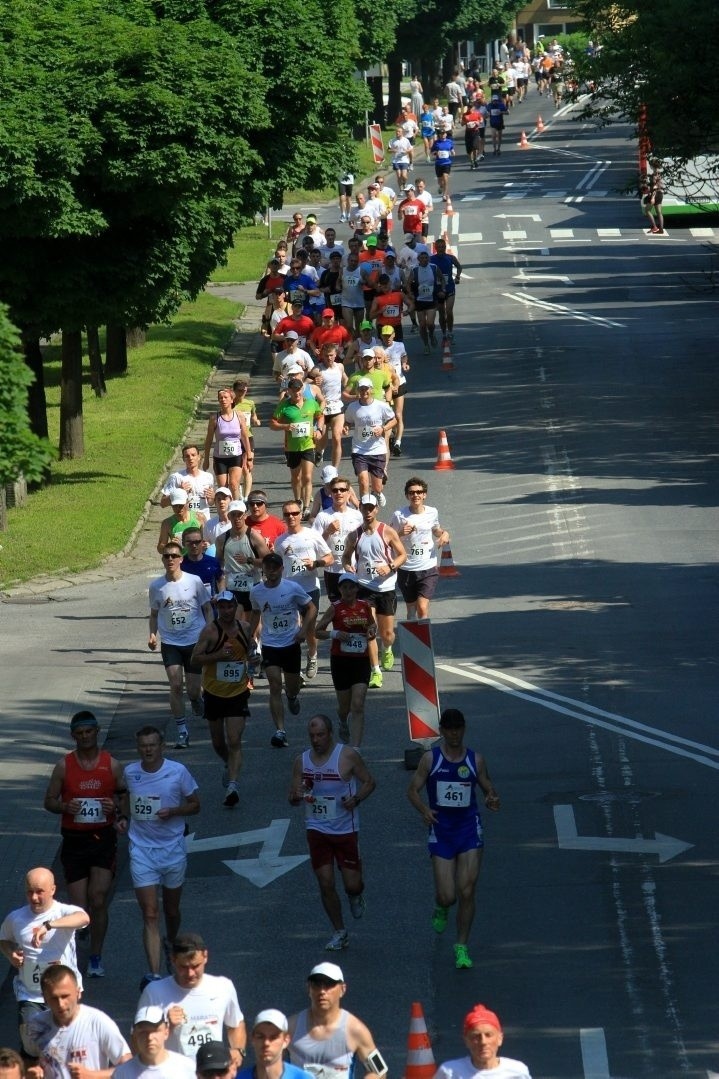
[1, 94, 718, 1078]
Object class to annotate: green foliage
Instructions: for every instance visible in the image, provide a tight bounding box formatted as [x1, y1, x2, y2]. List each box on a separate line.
[571, 0, 719, 173]
[396, 0, 523, 63]
[0, 304, 51, 486]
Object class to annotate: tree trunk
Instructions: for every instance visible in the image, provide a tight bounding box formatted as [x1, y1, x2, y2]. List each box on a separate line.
[0, 487, 7, 533]
[86, 324, 107, 397]
[386, 54, 403, 128]
[105, 323, 127, 376]
[126, 326, 146, 349]
[59, 329, 84, 460]
[366, 76, 385, 126]
[22, 332, 49, 441]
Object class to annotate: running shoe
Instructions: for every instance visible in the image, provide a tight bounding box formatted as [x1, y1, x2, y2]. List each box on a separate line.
[368, 670, 383, 689]
[325, 929, 349, 951]
[271, 729, 289, 747]
[88, 955, 105, 978]
[174, 728, 190, 749]
[349, 893, 366, 919]
[377, 491, 386, 507]
[432, 905, 449, 933]
[305, 654, 319, 680]
[380, 646, 394, 670]
[287, 694, 301, 715]
[223, 784, 240, 808]
[454, 944, 473, 969]
[392, 443, 402, 457]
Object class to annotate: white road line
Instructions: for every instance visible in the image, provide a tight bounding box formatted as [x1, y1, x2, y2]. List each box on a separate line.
[494, 213, 541, 221]
[580, 1028, 611, 1078]
[513, 270, 574, 284]
[503, 291, 625, 328]
[597, 228, 622, 237]
[550, 228, 575, 239]
[503, 230, 528, 239]
[435, 662, 719, 770]
[690, 227, 715, 237]
[554, 804, 692, 863]
[460, 231, 484, 241]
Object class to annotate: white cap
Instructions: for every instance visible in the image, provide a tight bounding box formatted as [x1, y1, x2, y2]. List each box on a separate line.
[321, 465, 339, 484]
[360, 493, 378, 507]
[215, 590, 237, 603]
[134, 1006, 167, 1026]
[357, 377, 374, 388]
[228, 500, 247, 514]
[170, 489, 188, 505]
[309, 962, 345, 982]
[361, 349, 375, 359]
[253, 1009, 289, 1032]
[214, 486, 232, 498]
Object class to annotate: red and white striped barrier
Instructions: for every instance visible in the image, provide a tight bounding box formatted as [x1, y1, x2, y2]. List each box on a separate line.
[397, 619, 441, 745]
[369, 123, 385, 164]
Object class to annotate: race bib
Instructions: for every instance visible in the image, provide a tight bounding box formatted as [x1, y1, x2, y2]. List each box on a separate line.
[305, 795, 336, 819]
[217, 661, 246, 682]
[363, 558, 379, 579]
[171, 611, 188, 628]
[324, 402, 343, 416]
[384, 304, 400, 317]
[410, 544, 427, 559]
[21, 958, 48, 993]
[228, 571, 250, 591]
[290, 559, 305, 576]
[74, 798, 106, 824]
[340, 634, 366, 654]
[180, 1020, 220, 1055]
[360, 424, 375, 441]
[436, 781, 471, 807]
[290, 422, 310, 439]
[330, 293, 342, 305]
[269, 612, 293, 634]
[418, 283, 433, 299]
[332, 536, 346, 555]
[437, 149, 451, 160]
[187, 496, 202, 511]
[219, 439, 240, 457]
[131, 794, 161, 820]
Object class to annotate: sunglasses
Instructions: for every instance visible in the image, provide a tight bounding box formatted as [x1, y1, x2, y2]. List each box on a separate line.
[283, 511, 301, 517]
[162, 553, 181, 559]
[331, 487, 349, 493]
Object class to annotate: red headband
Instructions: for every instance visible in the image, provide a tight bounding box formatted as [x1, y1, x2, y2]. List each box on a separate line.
[463, 1004, 502, 1034]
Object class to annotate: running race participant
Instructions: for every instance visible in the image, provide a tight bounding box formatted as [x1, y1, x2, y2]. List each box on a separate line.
[312, 477, 363, 603]
[288, 963, 385, 1073]
[315, 574, 377, 746]
[391, 476, 450, 620]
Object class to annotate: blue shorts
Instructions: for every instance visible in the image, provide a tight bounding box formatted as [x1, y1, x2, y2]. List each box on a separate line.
[428, 814, 483, 859]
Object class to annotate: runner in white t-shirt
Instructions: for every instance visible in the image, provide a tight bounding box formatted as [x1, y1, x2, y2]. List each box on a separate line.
[138, 932, 246, 1067]
[391, 476, 450, 620]
[119, 727, 200, 993]
[114, 1007, 195, 1079]
[248, 553, 317, 749]
[434, 1002, 531, 1078]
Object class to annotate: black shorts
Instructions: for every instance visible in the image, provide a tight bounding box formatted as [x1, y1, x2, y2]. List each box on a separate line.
[330, 654, 371, 691]
[214, 455, 243, 472]
[285, 449, 315, 469]
[262, 642, 302, 674]
[60, 827, 117, 883]
[203, 688, 251, 721]
[339, 182, 353, 196]
[434, 164, 452, 176]
[161, 642, 202, 674]
[352, 452, 387, 479]
[324, 570, 342, 603]
[397, 567, 439, 603]
[230, 589, 252, 612]
[357, 586, 397, 616]
[414, 300, 437, 312]
[393, 383, 407, 399]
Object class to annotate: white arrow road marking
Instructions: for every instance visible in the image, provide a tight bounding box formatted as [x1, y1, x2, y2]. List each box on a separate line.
[513, 269, 574, 284]
[580, 1029, 610, 1079]
[554, 805, 692, 863]
[494, 213, 542, 221]
[502, 290, 625, 328]
[436, 663, 719, 770]
[187, 818, 308, 887]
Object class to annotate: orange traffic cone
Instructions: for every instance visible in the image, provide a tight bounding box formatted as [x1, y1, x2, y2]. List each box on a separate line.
[438, 542, 460, 577]
[518, 130, 530, 149]
[404, 1003, 436, 1079]
[440, 337, 454, 372]
[434, 430, 455, 470]
[537, 114, 545, 133]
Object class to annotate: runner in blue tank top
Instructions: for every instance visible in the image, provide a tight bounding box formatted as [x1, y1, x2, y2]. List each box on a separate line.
[407, 708, 500, 970]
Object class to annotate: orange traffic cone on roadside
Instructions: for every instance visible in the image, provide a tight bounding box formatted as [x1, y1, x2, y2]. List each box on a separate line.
[440, 337, 454, 372]
[438, 542, 460, 577]
[537, 114, 545, 133]
[518, 130, 530, 149]
[434, 430, 455, 470]
[404, 1003, 436, 1079]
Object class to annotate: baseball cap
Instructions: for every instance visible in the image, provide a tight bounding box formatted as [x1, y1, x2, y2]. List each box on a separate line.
[70, 711, 99, 731]
[228, 500, 247, 515]
[196, 1041, 232, 1072]
[306, 214, 317, 223]
[291, 298, 304, 306]
[214, 486, 232, 498]
[283, 362, 304, 375]
[365, 235, 378, 247]
[360, 493, 378, 507]
[338, 572, 359, 586]
[321, 465, 338, 484]
[380, 325, 394, 335]
[404, 182, 416, 190]
[358, 377, 374, 388]
[321, 308, 335, 317]
[263, 552, 283, 567]
[360, 350, 375, 360]
[360, 320, 373, 331]
[384, 249, 396, 259]
[169, 489, 188, 505]
[309, 962, 345, 982]
[368, 182, 379, 190]
[284, 330, 299, 340]
[287, 378, 304, 391]
[134, 1006, 166, 1027]
[329, 249, 342, 259]
[253, 1009, 289, 1033]
[215, 590, 238, 604]
[272, 285, 286, 293]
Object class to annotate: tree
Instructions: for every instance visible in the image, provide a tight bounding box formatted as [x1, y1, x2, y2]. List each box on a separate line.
[0, 303, 52, 519]
[570, 0, 719, 185]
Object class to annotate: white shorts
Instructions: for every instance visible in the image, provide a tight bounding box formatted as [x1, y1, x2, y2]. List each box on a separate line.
[130, 838, 187, 889]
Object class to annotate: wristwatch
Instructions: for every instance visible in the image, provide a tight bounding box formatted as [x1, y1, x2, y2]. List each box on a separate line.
[43, 920, 53, 932]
